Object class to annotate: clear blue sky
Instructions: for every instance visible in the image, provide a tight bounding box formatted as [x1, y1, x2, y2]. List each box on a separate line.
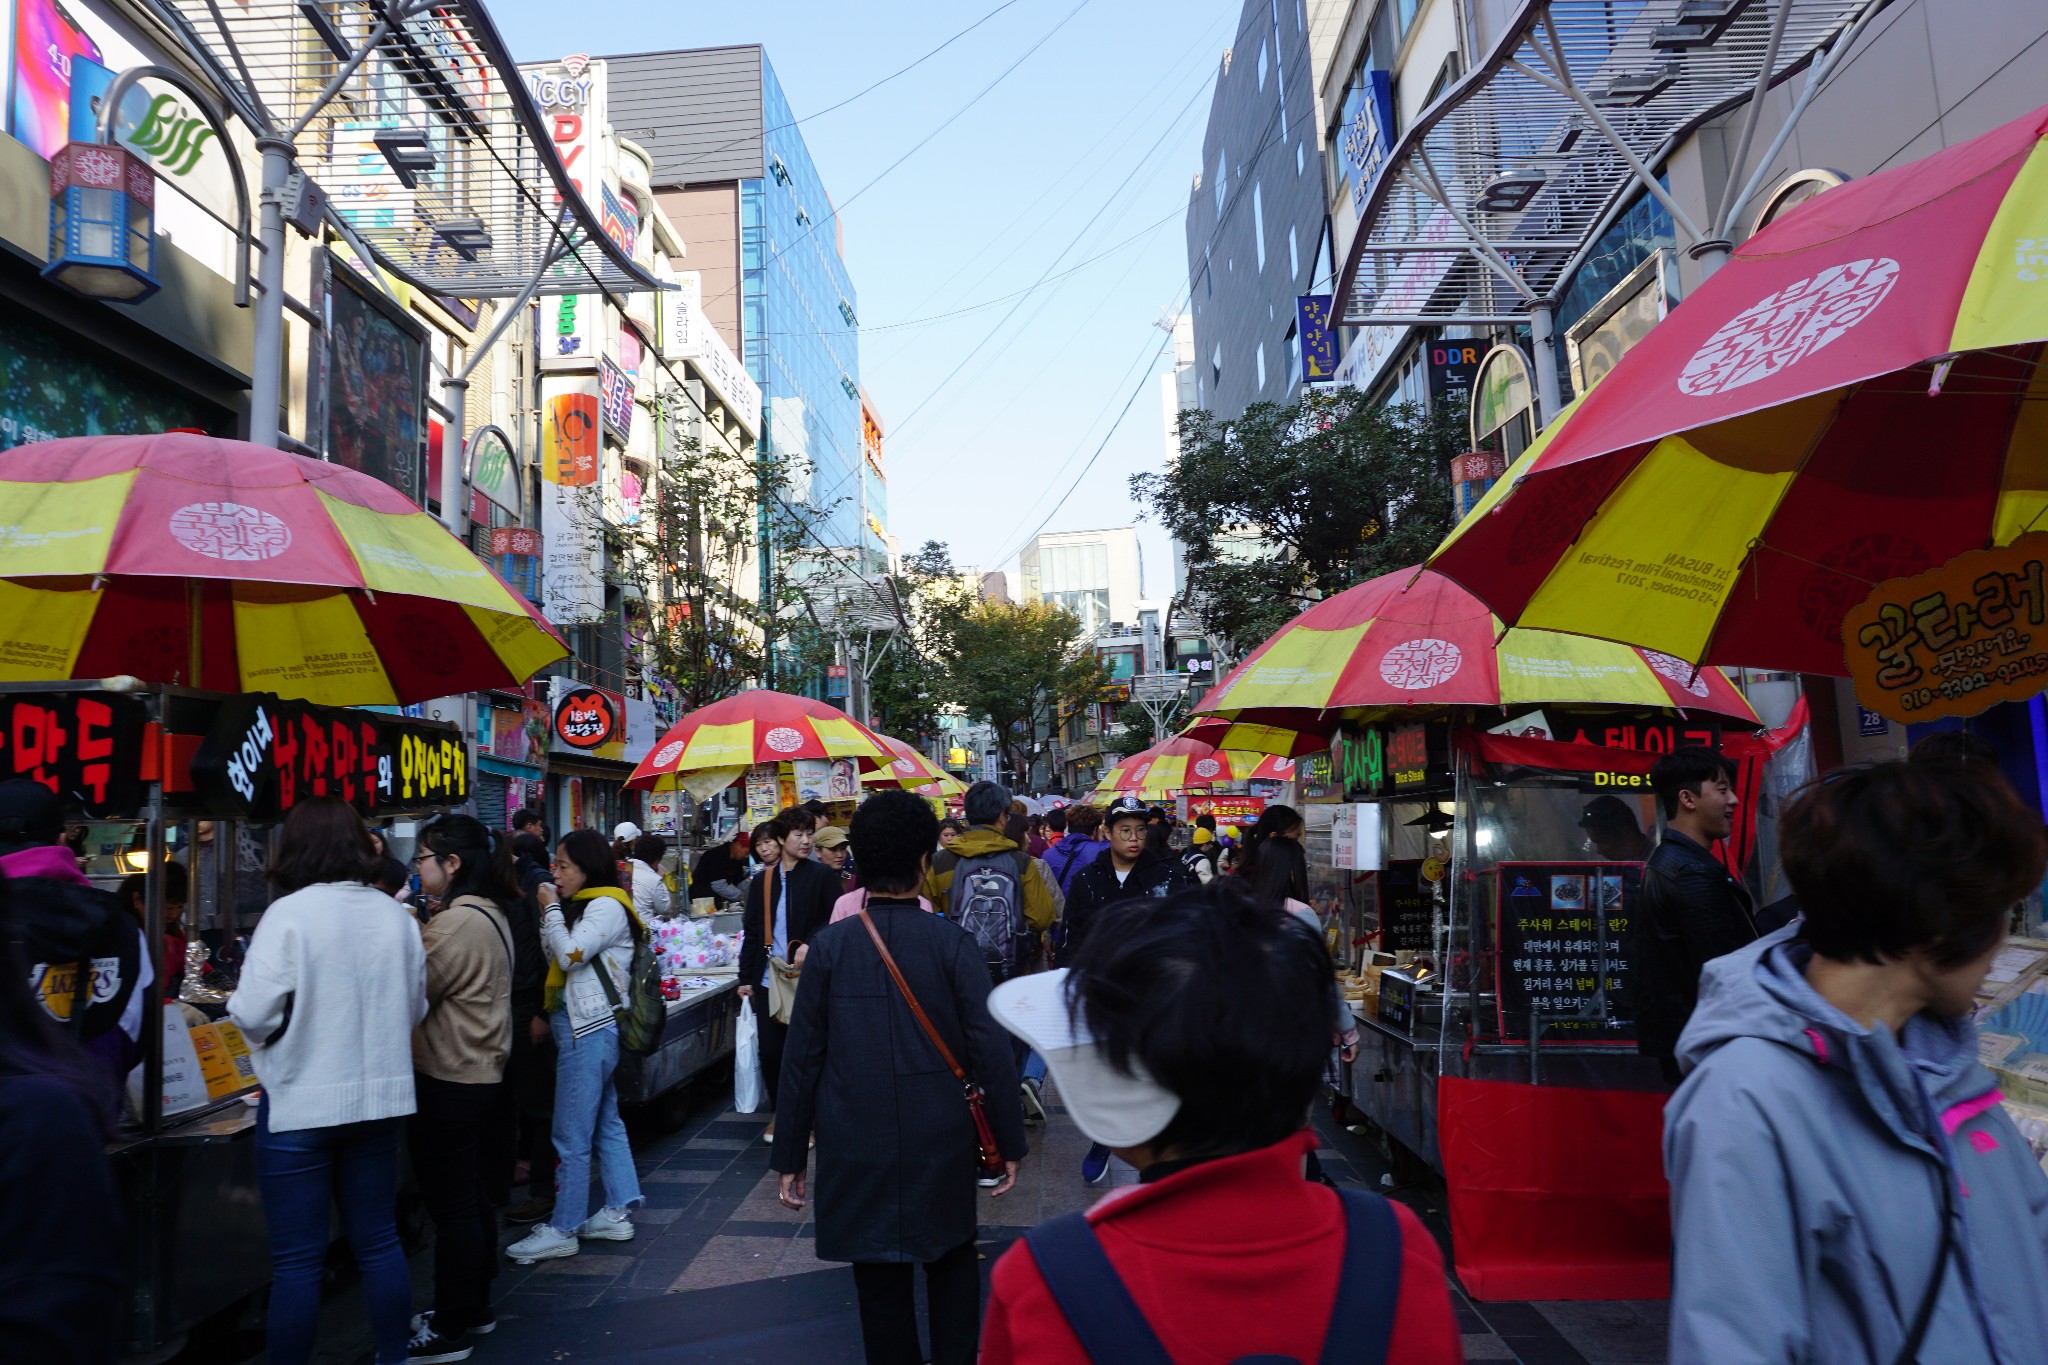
[492, 0, 1237, 595]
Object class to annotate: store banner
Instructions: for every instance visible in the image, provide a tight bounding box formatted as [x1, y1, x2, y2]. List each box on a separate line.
[190, 694, 469, 821]
[0, 692, 145, 813]
[540, 376, 605, 623]
[1296, 294, 1336, 384]
[622, 695, 658, 765]
[1181, 793, 1265, 826]
[489, 525, 542, 603]
[598, 354, 634, 446]
[1843, 534, 2048, 725]
[662, 273, 762, 435]
[1338, 69, 1396, 214]
[467, 424, 522, 516]
[549, 679, 625, 762]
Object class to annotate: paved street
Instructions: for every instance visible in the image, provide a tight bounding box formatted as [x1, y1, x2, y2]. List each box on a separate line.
[319, 1075, 1671, 1365]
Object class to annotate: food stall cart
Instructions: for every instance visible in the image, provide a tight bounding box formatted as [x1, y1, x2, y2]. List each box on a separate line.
[1189, 564, 1811, 1298]
[0, 681, 472, 1353]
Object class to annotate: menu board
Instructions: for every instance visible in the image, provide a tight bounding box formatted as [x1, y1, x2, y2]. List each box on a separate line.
[1493, 860, 1640, 1044]
[1380, 859, 1434, 952]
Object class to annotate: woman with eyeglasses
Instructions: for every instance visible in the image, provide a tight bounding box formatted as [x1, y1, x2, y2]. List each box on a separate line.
[404, 816, 519, 1362]
[505, 830, 645, 1266]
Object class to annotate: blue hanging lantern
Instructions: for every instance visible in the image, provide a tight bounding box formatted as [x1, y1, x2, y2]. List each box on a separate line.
[44, 142, 159, 303]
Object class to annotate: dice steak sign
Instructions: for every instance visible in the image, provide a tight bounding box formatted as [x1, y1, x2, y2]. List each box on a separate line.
[192, 695, 468, 820]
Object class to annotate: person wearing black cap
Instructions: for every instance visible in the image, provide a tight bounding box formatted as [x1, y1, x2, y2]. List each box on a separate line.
[0, 779, 147, 1103]
[1578, 794, 1650, 863]
[1059, 794, 1198, 1183]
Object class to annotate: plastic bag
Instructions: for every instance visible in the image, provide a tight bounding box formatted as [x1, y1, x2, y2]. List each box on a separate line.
[734, 1001, 764, 1113]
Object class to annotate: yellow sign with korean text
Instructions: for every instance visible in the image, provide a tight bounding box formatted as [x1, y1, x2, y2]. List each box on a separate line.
[1844, 535, 2048, 724]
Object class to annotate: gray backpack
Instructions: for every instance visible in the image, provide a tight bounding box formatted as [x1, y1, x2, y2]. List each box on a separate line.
[952, 851, 1030, 982]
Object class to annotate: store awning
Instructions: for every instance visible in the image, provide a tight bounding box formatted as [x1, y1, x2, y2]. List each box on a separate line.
[140, 0, 659, 299]
[1332, 0, 1874, 328]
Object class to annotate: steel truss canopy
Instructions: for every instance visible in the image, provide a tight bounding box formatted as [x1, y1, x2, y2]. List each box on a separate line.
[141, 0, 660, 299]
[1333, 0, 1874, 329]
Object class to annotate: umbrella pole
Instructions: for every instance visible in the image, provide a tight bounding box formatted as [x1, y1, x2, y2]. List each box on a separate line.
[187, 580, 203, 688]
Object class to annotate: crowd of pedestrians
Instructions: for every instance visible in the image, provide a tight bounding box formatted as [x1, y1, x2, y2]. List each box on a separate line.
[18, 742, 2048, 1365]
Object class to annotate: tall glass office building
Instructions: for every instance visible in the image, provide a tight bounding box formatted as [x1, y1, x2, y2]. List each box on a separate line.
[606, 46, 881, 579]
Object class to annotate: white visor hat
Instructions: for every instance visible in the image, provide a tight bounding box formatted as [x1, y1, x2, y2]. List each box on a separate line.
[988, 969, 1181, 1149]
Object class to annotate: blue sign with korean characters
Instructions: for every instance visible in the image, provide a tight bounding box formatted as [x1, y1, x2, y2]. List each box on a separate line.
[1297, 294, 1336, 383]
[1339, 70, 1397, 214]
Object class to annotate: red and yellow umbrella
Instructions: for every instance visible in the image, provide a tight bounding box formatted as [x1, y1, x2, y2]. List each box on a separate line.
[864, 733, 968, 797]
[1428, 102, 2048, 673]
[627, 689, 890, 790]
[1193, 566, 1756, 749]
[0, 433, 564, 702]
[1092, 734, 1296, 801]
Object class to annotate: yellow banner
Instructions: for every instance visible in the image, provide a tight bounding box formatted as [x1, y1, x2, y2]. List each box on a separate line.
[1844, 533, 2048, 723]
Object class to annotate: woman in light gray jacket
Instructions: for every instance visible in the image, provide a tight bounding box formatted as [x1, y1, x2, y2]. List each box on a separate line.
[505, 829, 645, 1265]
[230, 798, 425, 1365]
[1666, 760, 2048, 1365]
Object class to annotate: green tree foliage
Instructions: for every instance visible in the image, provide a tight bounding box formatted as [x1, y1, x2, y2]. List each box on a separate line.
[1132, 389, 1465, 653]
[606, 425, 828, 711]
[945, 600, 1107, 784]
[787, 540, 972, 744]
[1102, 702, 1158, 757]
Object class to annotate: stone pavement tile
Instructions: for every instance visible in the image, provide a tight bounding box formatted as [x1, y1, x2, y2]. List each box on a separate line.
[667, 1235, 800, 1291]
[1474, 1301, 1595, 1365]
[1533, 1300, 1671, 1364]
[665, 1151, 744, 1167]
[684, 1136, 755, 1150]
[491, 1285, 604, 1318]
[632, 1204, 685, 1224]
[644, 1166, 719, 1183]
[527, 1253, 632, 1277]
[701, 1118, 772, 1138]
[638, 1182, 709, 1208]
[722, 1219, 815, 1238]
[1463, 1333, 1519, 1360]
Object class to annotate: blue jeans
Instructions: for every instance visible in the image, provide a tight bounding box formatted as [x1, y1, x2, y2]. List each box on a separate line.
[549, 1011, 641, 1232]
[254, 1098, 411, 1365]
[1022, 1049, 1047, 1085]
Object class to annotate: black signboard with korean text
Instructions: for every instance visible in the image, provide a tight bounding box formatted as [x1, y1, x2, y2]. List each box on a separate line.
[1335, 721, 1453, 799]
[0, 692, 146, 814]
[1379, 858, 1435, 953]
[1493, 859, 1640, 1044]
[191, 694, 468, 822]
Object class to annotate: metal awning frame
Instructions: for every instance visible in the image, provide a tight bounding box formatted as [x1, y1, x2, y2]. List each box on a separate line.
[1333, 0, 1889, 418]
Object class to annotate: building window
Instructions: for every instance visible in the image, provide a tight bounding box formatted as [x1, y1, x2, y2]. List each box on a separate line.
[1288, 224, 1299, 280]
[1257, 39, 1268, 90]
[1215, 150, 1228, 212]
[1211, 343, 1222, 387]
[1297, 140, 1305, 176]
[1256, 342, 1267, 391]
[1252, 182, 1265, 271]
[1286, 323, 1299, 386]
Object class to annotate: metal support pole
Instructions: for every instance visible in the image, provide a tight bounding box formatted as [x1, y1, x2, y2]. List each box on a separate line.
[248, 137, 293, 448]
[1529, 301, 1563, 427]
[440, 374, 469, 535]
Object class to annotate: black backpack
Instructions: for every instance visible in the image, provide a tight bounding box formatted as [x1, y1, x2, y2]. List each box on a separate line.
[1022, 1187, 1403, 1364]
[950, 849, 1033, 983]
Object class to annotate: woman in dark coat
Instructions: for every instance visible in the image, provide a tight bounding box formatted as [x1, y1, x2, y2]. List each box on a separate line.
[771, 789, 1028, 1365]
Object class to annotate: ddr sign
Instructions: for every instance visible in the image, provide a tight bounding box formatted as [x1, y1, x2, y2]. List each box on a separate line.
[1844, 534, 2048, 724]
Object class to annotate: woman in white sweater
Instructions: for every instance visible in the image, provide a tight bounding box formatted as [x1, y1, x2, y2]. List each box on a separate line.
[505, 828, 646, 1264]
[229, 798, 426, 1365]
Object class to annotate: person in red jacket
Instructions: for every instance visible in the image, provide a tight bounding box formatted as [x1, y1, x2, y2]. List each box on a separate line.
[984, 880, 1460, 1365]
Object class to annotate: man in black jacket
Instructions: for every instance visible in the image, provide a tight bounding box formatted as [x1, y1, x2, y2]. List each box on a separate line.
[736, 808, 840, 1134]
[1629, 748, 1755, 1084]
[1062, 795, 1199, 1182]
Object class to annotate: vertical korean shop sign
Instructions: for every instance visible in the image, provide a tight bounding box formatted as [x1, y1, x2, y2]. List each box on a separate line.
[597, 355, 634, 446]
[539, 377, 605, 624]
[1843, 534, 2048, 724]
[1296, 295, 1335, 384]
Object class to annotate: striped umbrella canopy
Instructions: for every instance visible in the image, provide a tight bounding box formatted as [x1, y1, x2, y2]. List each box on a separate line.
[1427, 103, 2048, 674]
[1193, 566, 1756, 755]
[864, 732, 968, 797]
[0, 433, 564, 703]
[627, 689, 890, 790]
[1091, 733, 1297, 801]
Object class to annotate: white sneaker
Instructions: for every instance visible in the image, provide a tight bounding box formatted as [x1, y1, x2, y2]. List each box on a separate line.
[1020, 1077, 1047, 1124]
[577, 1206, 636, 1242]
[505, 1224, 579, 1264]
